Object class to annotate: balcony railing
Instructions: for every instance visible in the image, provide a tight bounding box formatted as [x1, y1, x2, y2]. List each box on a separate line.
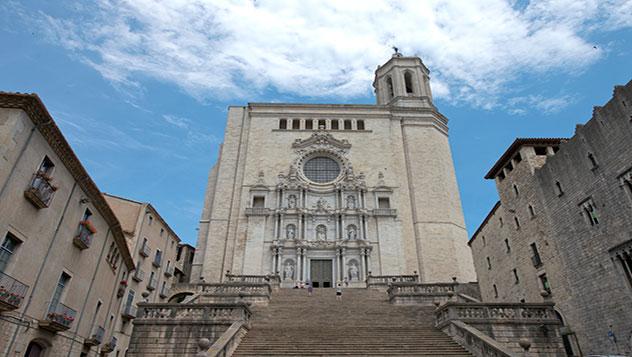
[164, 265, 174, 277]
[159, 286, 169, 298]
[147, 276, 157, 291]
[122, 304, 137, 320]
[84, 325, 105, 346]
[132, 269, 145, 282]
[0, 271, 29, 311]
[372, 208, 397, 217]
[101, 336, 118, 353]
[152, 255, 162, 268]
[40, 302, 77, 332]
[24, 171, 57, 209]
[73, 221, 96, 250]
[139, 243, 150, 257]
[244, 207, 271, 216]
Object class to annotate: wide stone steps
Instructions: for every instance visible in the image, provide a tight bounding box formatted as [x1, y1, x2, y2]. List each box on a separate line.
[232, 289, 471, 356]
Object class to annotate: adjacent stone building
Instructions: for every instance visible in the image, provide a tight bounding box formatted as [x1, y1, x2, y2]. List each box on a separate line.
[103, 194, 181, 356]
[192, 54, 476, 286]
[0, 92, 134, 356]
[174, 243, 195, 284]
[470, 80, 632, 356]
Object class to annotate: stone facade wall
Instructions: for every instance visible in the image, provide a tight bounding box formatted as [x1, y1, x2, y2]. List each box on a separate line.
[193, 56, 476, 286]
[0, 98, 134, 356]
[470, 80, 632, 355]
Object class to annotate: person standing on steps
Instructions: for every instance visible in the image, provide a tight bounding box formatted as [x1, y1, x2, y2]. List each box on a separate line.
[307, 281, 313, 296]
[336, 283, 343, 301]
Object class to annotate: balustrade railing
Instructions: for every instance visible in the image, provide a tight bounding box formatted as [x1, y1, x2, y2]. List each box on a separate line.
[122, 304, 138, 319]
[208, 321, 248, 357]
[371, 208, 397, 216]
[225, 273, 280, 285]
[201, 283, 272, 296]
[84, 325, 105, 346]
[244, 207, 271, 216]
[147, 275, 158, 290]
[446, 320, 513, 357]
[366, 274, 419, 287]
[133, 268, 145, 282]
[24, 171, 57, 208]
[435, 302, 558, 329]
[136, 302, 252, 324]
[388, 282, 457, 295]
[139, 243, 150, 257]
[0, 271, 29, 311]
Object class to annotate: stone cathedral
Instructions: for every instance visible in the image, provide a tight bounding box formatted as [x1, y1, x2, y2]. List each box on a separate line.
[191, 54, 476, 287]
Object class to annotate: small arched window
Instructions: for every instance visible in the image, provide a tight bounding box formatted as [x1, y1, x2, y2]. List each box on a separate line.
[385, 76, 394, 99]
[404, 71, 414, 94]
[25, 340, 46, 357]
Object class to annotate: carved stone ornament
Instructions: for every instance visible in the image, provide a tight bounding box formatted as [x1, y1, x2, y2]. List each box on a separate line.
[291, 131, 351, 150]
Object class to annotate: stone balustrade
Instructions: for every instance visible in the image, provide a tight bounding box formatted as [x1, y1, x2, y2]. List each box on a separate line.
[207, 321, 249, 357]
[244, 207, 271, 216]
[435, 302, 566, 356]
[388, 282, 460, 305]
[136, 302, 252, 324]
[366, 274, 418, 288]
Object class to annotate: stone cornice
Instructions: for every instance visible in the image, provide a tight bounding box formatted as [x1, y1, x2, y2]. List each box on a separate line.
[0, 92, 134, 270]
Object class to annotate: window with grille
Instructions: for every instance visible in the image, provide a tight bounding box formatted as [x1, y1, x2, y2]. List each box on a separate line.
[303, 157, 341, 183]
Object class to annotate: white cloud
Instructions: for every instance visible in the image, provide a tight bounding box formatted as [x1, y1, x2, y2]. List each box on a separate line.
[508, 94, 575, 114]
[22, 0, 632, 110]
[162, 114, 191, 129]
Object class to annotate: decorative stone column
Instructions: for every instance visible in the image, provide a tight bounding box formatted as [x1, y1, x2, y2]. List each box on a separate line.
[335, 249, 340, 283]
[341, 247, 347, 282]
[362, 216, 368, 240]
[303, 248, 308, 282]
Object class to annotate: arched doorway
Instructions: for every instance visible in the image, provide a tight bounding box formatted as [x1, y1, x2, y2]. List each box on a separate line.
[554, 310, 578, 356]
[24, 341, 46, 357]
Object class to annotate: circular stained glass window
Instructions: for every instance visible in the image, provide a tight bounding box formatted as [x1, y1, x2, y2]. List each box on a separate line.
[303, 156, 341, 183]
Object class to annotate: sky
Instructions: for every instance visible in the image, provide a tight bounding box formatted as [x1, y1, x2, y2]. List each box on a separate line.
[1, 0, 631, 246]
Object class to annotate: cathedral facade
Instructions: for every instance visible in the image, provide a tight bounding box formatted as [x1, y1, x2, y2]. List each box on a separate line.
[191, 54, 476, 286]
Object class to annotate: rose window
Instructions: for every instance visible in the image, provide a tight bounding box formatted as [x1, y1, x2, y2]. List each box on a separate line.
[303, 157, 341, 183]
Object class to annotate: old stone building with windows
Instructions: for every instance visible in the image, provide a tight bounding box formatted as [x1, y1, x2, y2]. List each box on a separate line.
[191, 53, 476, 287]
[0, 93, 135, 356]
[470, 80, 632, 356]
[103, 193, 181, 356]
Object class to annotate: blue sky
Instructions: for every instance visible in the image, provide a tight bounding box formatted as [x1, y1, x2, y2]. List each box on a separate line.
[1, 1, 631, 245]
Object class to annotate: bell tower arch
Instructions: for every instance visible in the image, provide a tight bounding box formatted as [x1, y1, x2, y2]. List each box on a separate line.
[373, 51, 433, 107]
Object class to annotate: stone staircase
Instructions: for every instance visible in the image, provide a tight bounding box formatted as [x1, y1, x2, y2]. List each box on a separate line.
[232, 288, 472, 356]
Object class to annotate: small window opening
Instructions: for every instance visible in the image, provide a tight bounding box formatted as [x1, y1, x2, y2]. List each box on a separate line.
[486, 257, 492, 270]
[540, 273, 551, 294]
[514, 152, 522, 163]
[0, 232, 22, 272]
[404, 72, 414, 94]
[482, 236, 486, 246]
[82, 208, 93, 222]
[318, 120, 326, 130]
[588, 153, 598, 169]
[506, 162, 514, 172]
[344, 120, 352, 130]
[497, 171, 506, 181]
[615, 253, 632, 289]
[505, 239, 510, 253]
[530, 243, 542, 267]
[377, 197, 390, 209]
[331, 120, 339, 130]
[305, 119, 313, 130]
[493, 284, 498, 298]
[513, 184, 519, 197]
[292, 119, 300, 130]
[514, 216, 520, 230]
[554, 181, 564, 196]
[252, 196, 265, 208]
[528, 205, 535, 218]
[357, 120, 365, 130]
[582, 200, 599, 226]
[279, 119, 287, 130]
[385, 77, 394, 99]
[534, 147, 547, 155]
[513, 268, 519, 284]
[160, 228, 164, 237]
[148, 216, 153, 225]
[39, 156, 55, 175]
[499, 217, 504, 227]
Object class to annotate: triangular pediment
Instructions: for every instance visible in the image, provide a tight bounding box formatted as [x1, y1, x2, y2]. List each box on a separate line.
[291, 131, 351, 150]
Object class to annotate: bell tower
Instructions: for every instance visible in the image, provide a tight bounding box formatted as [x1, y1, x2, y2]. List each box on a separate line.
[373, 51, 433, 108]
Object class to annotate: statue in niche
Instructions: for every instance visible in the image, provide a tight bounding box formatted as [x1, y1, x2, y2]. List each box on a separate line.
[348, 263, 360, 281]
[316, 225, 327, 241]
[286, 224, 296, 240]
[346, 195, 356, 209]
[347, 225, 357, 240]
[287, 195, 297, 209]
[283, 261, 295, 280]
[316, 198, 327, 210]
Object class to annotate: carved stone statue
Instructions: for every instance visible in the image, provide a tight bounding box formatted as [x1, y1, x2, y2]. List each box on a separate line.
[286, 224, 296, 240]
[348, 263, 359, 281]
[346, 195, 356, 209]
[288, 195, 297, 208]
[316, 225, 327, 241]
[347, 225, 357, 240]
[283, 262, 294, 280]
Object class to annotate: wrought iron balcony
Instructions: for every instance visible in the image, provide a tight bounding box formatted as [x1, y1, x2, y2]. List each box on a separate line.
[84, 325, 105, 346]
[164, 265, 174, 277]
[139, 243, 150, 257]
[73, 221, 96, 250]
[0, 271, 29, 311]
[101, 336, 117, 353]
[132, 269, 145, 282]
[159, 285, 169, 299]
[372, 208, 397, 217]
[147, 276, 157, 291]
[152, 255, 162, 268]
[40, 302, 77, 332]
[122, 304, 137, 320]
[24, 171, 57, 208]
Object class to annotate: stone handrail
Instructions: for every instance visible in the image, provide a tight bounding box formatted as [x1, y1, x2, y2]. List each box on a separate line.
[446, 320, 516, 357]
[225, 273, 280, 284]
[435, 302, 558, 329]
[201, 283, 272, 296]
[366, 274, 419, 287]
[388, 282, 457, 295]
[208, 321, 248, 357]
[135, 302, 251, 324]
[244, 207, 271, 216]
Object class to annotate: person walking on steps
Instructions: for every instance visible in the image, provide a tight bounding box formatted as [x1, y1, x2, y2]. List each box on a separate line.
[336, 283, 343, 301]
[307, 281, 313, 296]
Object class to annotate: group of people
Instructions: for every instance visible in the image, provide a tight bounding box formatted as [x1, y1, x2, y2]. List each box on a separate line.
[292, 280, 346, 300]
